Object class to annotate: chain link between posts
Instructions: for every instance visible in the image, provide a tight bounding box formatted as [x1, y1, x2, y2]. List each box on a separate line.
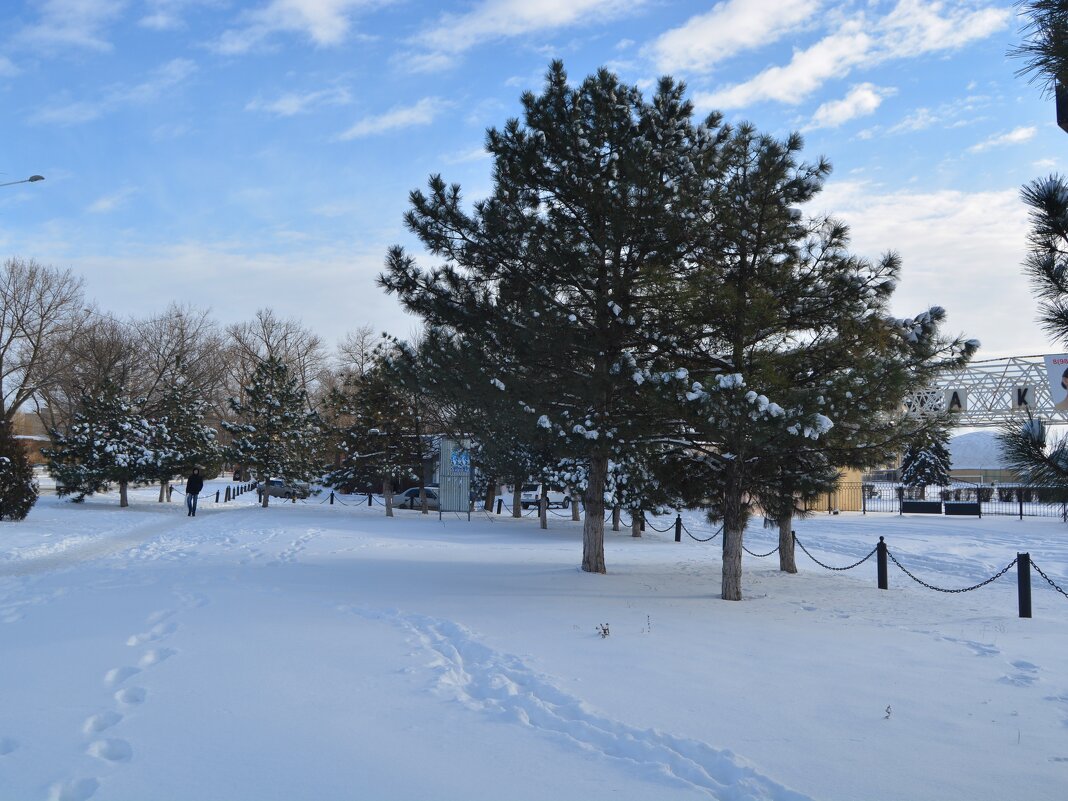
[743, 543, 780, 558]
[885, 548, 1018, 593]
[1030, 559, 1068, 601]
[794, 535, 877, 571]
[682, 522, 722, 542]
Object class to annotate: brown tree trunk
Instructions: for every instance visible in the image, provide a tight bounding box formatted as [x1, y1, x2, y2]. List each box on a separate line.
[582, 454, 607, 573]
[158, 480, 167, 503]
[611, 505, 620, 532]
[119, 480, 129, 508]
[721, 473, 746, 600]
[571, 490, 580, 521]
[511, 481, 522, 518]
[631, 510, 641, 538]
[778, 512, 797, 573]
[484, 479, 496, 512]
[261, 484, 270, 507]
[539, 485, 548, 530]
[383, 477, 393, 518]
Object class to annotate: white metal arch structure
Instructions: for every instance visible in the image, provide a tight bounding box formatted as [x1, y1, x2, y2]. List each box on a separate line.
[907, 354, 1068, 428]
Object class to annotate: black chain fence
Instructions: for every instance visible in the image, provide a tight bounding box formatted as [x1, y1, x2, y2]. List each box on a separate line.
[885, 549, 1018, 594]
[795, 536, 878, 571]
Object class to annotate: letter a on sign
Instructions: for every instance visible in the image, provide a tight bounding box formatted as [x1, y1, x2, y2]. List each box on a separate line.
[1014, 385, 1033, 409]
[945, 388, 967, 412]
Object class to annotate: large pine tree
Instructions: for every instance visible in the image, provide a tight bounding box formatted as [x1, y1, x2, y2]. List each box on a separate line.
[381, 62, 715, 572]
[223, 357, 322, 508]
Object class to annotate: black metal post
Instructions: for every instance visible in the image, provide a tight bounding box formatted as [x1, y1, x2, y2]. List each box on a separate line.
[225, 486, 231, 502]
[1018, 552, 1032, 619]
[167, 485, 173, 502]
[496, 498, 503, 515]
[330, 491, 335, 505]
[674, 514, 682, 543]
[640, 515, 645, 532]
[862, 485, 866, 515]
[877, 536, 888, 590]
[1020, 493, 1024, 521]
[215, 490, 220, 503]
[368, 492, 372, 506]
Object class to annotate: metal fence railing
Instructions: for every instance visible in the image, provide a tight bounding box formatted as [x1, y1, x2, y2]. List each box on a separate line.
[806, 482, 1068, 520]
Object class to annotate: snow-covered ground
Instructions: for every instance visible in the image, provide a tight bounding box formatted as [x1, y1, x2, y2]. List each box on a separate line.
[2, 480, 1067, 801]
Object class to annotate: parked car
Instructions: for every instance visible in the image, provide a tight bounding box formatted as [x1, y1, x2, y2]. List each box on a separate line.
[398, 486, 439, 510]
[519, 483, 571, 509]
[257, 478, 311, 500]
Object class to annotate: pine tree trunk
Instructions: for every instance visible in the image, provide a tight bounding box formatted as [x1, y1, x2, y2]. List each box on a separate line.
[611, 505, 620, 532]
[582, 453, 607, 573]
[571, 490, 580, 521]
[511, 481, 522, 518]
[384, 478, 393, 518]
[631, 510, 641, 538]
[261, 485, 270, 507]
[119, 480, 129, 508]
[158, 480, 167, 503]
[539, 485, 548, 530]
[484, 479, 496, 512]
[777, 512, 796, 573]
[419, 481, 428, 515]
[721, 473, 746, 601]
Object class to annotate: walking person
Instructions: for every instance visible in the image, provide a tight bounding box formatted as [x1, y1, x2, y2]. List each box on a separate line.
[185, 468, 204, 517]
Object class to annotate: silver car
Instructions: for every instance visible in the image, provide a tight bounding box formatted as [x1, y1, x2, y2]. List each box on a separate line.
[257, 478, 311, 499]
[398, 486, 439, 510]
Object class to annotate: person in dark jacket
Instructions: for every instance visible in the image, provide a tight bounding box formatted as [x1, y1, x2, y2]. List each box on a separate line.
[185, 468, 204, 516]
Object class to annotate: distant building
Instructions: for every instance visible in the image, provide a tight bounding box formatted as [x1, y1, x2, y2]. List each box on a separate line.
[11, 411, 51, 465]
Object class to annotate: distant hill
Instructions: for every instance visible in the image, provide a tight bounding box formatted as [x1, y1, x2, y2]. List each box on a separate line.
[949, 431, 1008, 470]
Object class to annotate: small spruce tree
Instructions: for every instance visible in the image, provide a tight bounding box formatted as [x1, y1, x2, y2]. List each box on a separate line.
[45, 381, 155, 507]
[900, 429, 952, 495]
[0, 418, 38, 520]
[223, 357, 322, 508]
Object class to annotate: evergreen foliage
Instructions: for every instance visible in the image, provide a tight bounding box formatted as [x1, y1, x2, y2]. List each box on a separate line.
[0, 418, 38, 520]
[381, 61, 716, 571]
[900, 429, 953, 490]
[325, 347, 434, 512]
[223, 357, 322, 507]
[1010, 0, 1068, 94]
[45, 381, 155, 506]
[145, 377, 221, 494]
[1001, 176, 1068, 485]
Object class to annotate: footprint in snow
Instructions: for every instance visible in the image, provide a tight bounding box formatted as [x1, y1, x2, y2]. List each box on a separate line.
[0, 736, 19, 755]
[138, 648, 176, 668]
[126, 620, 177, 647]
[103, 666, 140, 687]
[999, 660, 1040, 687]
[47, 778, 99, 801]
[83, 712, 123, 735]
[114, 687, 146, 706]
[87, 738, 132, 763]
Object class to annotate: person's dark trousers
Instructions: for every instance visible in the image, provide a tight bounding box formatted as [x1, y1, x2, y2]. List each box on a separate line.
[186, 493, 199, 516]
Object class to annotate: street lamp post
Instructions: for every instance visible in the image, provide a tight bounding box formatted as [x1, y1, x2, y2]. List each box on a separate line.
[0, 175, 44, 188]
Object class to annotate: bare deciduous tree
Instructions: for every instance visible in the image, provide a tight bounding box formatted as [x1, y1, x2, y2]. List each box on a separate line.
[0, 257, 85, 420]
[226, 308, 328, 403]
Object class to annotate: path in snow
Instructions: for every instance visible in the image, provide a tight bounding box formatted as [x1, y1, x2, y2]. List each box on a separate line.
[343, 605, 812, 801]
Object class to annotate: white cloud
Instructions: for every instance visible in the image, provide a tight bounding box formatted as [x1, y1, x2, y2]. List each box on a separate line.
[32, 58, 197, 125]
[87, 186, 138, 214]
[967, 126, 1037, 153]
[410, 0, 638, 70]
[806, 83, 894, 130]
[140, 0, 217, 30]
[697, 1, 1009, 110]
[696, 26, 871, 109]
[647, 0, 819, 74]
[19, 0, 126, 52]
[215, 0, 379, 54]
[0, 56, 18, 76]
[812, 180, 1038, 357]
[337, 97, 447, 140]
[246, 87, 351, 116]
[443, 146, 491, 165]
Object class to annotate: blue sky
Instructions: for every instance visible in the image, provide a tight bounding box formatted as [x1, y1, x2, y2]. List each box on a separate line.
[0, 0, 1060, 358]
